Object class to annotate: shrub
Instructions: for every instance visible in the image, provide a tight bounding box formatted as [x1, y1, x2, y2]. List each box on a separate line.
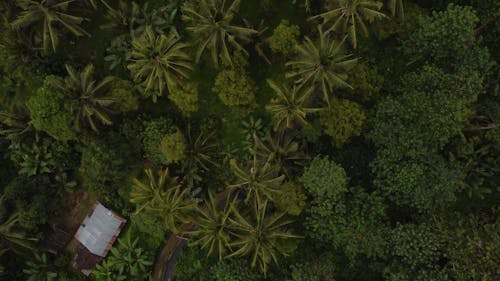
[210, 260, 262, 281]
[110, 78, 139, 113]
[320, 98, 366, 148]
[160, 130, 186, 163]
[213, 69, 255, 107]
[168, 83, 199, 116]
[269, 20, 300, 56]
[26, 87, 75, 141]
[300, 156, 348, 200]
[140, 117, 175, 164]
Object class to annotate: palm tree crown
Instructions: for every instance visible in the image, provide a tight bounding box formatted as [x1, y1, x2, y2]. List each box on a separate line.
[227, 200, 300, 273]
[11, 0, 90, 52]
[128, 26, 193, 100]
[181, 0, 258, 68]
[265, 79, 321, 132]
[51, 64, 115, 132]
[285, 26, 357, 105]
[309, 0, 387, 48]
[130, 168, 196, 233]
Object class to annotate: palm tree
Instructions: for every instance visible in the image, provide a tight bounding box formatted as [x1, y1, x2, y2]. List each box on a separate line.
[0, 197, 37, 253]
[387, 0, 404, 20]
[183, 124, 219, 172]
[189, 192, 233, 261]
[128, 26, 193, 100]
[285, 26, 357, 105]
[181, 0, 258, 68]
[130, 168, 196, 233]
[11, 0, 90, 52]
[265, 79, 321, 131]
[227, 200, 300, 273]
[60, 64, 115, 132]
[23, 253, 58, 281]
[309, 0, 386, 48]
[228, 155, 285, 207]
[252, 131, 308, 177]
[130, 168, 180, 214]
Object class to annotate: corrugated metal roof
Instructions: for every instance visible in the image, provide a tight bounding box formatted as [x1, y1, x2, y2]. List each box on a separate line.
[75, 202, 126, 257]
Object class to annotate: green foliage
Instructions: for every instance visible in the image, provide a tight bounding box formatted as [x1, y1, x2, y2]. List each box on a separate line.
[168, 82, 199, 116]
[305, 187, 389, 261]
[403, 4, 490, 73]
[320, 98, 365, 147]
[48, 64, 116, 132]
[181, 0, 258, 68]
[11, 0, 89, 52]
[79, 136, 127, 195]
[286, 26, 357, 105]
[369, 66, 475, 158]
[92, 232, 153, 281]
[345, 62, 384, 104]
[213, 67, 255, 108]
[128, 26, 193, 100]
[174, 246, 211, 281]
[265, 79, 320, 132]
[140, 117, 175, 164]
[160, 130, 186, 163]
[390, 224, 443, 270]
[269, 20, 300, 56]
[110, 78, 139, 113]
[300, 156, 347, 200]
[210, 259, 262, 281]
[310, 0, 387, 48]
[23, 253, 58, 281]
[227, 200, 300, 274]
[273, 181, 307, 216]
[26, 87, 75, 141]
[130, 211, 168, 249]
[130, 168, 196, 233]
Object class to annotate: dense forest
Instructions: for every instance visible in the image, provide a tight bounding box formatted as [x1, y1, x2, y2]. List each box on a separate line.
[0, 0, 499, 280]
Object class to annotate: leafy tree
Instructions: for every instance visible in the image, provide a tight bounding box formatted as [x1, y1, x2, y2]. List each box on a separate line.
[23, 253, 58, 281]
[368, 66, 476, 158]
[190, 193, 232, 261]
[403, 4, 490, 74]
[168, 82, 199, 116]
[227, 200, 300, 273]
[160, 130, 186, 163]
[309, 0, 387, 48]
[389, 223, 443, 270]
[47, 64, 115, 132]
[268, 20, 300, 56]
[228, 155, 285, 206]
[11, 0, 89, 52]
[181, 0, 258, 68]
[265, 79, 320, 132]
[26, 87, 75, 141]
[286, 26, 357, 105]
[319, 98, 365, 147]
[128, 26, 193, 100]
[130, 211, 168, 249]
[213, 66, 255, 108]
[300, 156, 348, 200]
[130, 168, 196, 233]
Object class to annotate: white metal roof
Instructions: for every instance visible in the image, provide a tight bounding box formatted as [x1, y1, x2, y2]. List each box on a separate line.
[75, 202, 126, 257]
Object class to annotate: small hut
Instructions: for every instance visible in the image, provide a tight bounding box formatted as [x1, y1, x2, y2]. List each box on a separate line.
[72, 202, 126, 276]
